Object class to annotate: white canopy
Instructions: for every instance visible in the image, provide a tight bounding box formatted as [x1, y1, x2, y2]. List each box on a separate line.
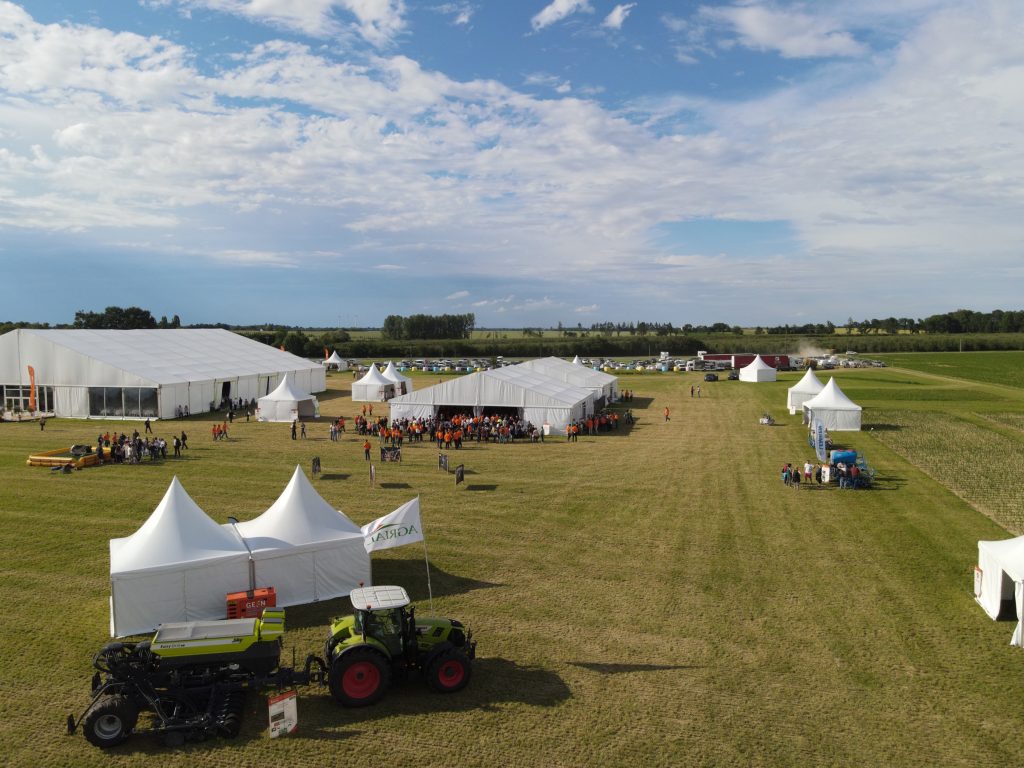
[109, 477, 250, 637]
[802, 377, 862, 431]
[571, 355, 582, 365]
[352, 365, 396, 402]
[518, 356, 618, 402]
[388, 368, 593, 432]
[977, 536, 1024, 646]
[787, 367, 825, 414]
[739, 354, 777, 383]
[381, 361, 414, 395]
[257, 372, 319, 422]
[231, 466, 370, 607]
[325, 351, 348, 370]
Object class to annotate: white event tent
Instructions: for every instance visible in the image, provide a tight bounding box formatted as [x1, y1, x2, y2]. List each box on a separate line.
[571, 355, 583, 365]
[257, 372, 319, 422]
[518, 356, 618, 405]
[739, 354, 778, 383]
[976, 536, 1024, 645]
[381, 361, 414, 395]
[109, 477, 250, 637]
[787, 367, 825, 414]
[352, 365, 396, 402]
[0, 328, 325, 419]
[231, 466, 370, 607]
[388, 367, 593, 432]
[325, 351, 348, 371]
[802, 377, 862, 431]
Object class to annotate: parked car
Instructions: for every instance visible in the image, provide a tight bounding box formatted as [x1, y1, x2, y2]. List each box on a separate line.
[704, 373, 718, 382]
[727, 370, 739, 380]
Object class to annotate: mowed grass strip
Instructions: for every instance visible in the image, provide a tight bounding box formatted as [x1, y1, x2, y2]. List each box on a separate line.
[2, 369, 1024, 766]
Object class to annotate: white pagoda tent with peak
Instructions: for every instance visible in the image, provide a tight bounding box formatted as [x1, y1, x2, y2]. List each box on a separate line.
[325, 351, 348, 371]
[381, 361, 414, 396]
[739, 354, 778, 383]
[109, 477, 250, 637]
[787, 367, 825, 414]
[231, 466, 370, 607]
[351, 365, 396, 402]
[257, 372, 319, 422]
[571, 355, 583, 365]
[802, 377, 862, 431]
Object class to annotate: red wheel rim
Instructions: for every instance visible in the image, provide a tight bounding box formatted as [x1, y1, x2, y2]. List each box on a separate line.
[437, 659, 465, 688]
[342, 661, 381, 699]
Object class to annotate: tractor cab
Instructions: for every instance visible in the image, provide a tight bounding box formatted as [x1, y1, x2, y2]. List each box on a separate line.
[350, 586, 418, 659]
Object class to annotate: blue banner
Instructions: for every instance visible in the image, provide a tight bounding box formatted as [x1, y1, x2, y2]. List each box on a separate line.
[813, 420, 827, 463]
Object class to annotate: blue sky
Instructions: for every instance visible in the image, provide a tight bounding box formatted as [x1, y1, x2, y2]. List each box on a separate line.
[1, 0, 1021, 327]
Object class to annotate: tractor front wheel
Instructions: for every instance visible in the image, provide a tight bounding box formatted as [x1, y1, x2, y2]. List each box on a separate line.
[426, 648, 471, 693]
[82, 695, 138, 748]
[328, 649, 391, 707]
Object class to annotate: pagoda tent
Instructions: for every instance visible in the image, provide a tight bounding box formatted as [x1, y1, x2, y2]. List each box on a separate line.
[802, 378, 862, 431]
[976, 536, 1024, 646]
[571, 355, 582, 365]
[381, 361, 414, 396]
[787, 368, 825, 414]
[388, 368, 593, 433]
[325, 351, 348, 371]
[351, 365, 396, 402]
[519, 356, 618, 404]
[257, 372, 319, 422]
[739, 355, 777, 383]
[230, 466, 370, 607]
[109, 477, 250, 637]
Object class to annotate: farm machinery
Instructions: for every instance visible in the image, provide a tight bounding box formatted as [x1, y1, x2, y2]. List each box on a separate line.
[68, 586, 475, 748]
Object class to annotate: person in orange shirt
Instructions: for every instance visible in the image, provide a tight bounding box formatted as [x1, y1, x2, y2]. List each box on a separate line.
[362, 439, 371, 460]
[444, 430, 453, 449]
[664, 407, 670, 422]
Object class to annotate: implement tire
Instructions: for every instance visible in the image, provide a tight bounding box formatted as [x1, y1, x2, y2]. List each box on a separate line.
[426, 648, 471, 694]
[82, 695, 138, 749]
[328, 648, 391, 707]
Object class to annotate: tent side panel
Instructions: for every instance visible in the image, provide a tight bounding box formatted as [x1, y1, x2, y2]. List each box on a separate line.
[111, 571, 187, 637]
[251, 551, 318, 606]
[313, 543, 372, 603]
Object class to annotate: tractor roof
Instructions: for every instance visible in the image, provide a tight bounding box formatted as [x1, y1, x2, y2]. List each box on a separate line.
[350, 585, 410, 611]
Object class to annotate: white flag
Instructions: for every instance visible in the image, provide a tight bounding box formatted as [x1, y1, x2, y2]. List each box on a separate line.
[361, 497, 424, 553]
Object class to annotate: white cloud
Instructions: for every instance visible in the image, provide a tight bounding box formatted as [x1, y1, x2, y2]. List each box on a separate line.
[574, 304, 599, 313]
[150, 0, 406, 46]
[374, 263, 404, 269]
[531, 0, 592, 31]
[433, 2, 473, 25]
[700, 4, 866, 59]
[602, 3, 636, 30]
[445, 289, 470, 299]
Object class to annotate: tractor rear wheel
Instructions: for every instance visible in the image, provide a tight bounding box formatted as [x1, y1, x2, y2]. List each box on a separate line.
[426, 648, 471, 693]
[83, 695, 138, 748]
[328, 649, 391, 706]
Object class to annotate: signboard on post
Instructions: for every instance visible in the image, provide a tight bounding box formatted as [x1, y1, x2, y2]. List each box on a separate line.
[813, 420, 827, 463]
[380, 446, 402, 462]
[369, 464, 376, 488]
[268, 689, 298, 738]
[455, 464, 465, 486]
[438, 453, 448, 472]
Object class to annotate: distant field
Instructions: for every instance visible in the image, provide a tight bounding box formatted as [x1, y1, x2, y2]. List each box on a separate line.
[876, 350, 1024, 388]
[4, 364, 1024, 766]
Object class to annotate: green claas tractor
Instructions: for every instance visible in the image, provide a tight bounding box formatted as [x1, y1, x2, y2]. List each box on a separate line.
[325, 585, 476, 706]
[68, 586, 475, 749]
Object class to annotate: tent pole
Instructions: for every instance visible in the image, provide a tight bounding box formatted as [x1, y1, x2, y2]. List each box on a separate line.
[422, 537, 434, 612]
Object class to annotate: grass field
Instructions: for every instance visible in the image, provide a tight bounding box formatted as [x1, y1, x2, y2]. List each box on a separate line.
[877, 350, 1024, 389]
[3, 360, 1024, 767]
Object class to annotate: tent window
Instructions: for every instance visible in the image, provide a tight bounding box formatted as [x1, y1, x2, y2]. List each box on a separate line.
[88, 387, 105, 416]
[140, 388, 158, 417]
[105, 387, 124, 417]
[124, 388, 142, 418]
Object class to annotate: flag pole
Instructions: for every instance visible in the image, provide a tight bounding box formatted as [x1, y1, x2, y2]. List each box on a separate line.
[422, 536, 434, 612]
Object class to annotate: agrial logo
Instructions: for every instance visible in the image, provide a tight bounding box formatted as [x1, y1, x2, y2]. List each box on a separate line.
[368, 522, 419, 543]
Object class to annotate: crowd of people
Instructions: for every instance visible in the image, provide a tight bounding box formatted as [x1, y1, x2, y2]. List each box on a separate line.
[93, 429, 190, 463]
[781, 460, 868, 489]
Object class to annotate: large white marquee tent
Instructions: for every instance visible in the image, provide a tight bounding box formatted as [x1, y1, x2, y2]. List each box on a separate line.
[109, 477, 250, 637]
[739, 355, 778, 383]
[257, 373, 319, 422]
[802, 377, 863, 431]
[351, 365, 396, 402]
[976, 536, 1024, 646]
[787, 367, 825, 414]
[232, 466, 370, 608]
[518, 357, 618, 405]
[388, 367, 593, 432]
[324, 351, 348, 371]
[0, 328, 325, 419]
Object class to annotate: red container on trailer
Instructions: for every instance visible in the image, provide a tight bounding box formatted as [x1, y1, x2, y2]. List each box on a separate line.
[226, 587, 276, 619]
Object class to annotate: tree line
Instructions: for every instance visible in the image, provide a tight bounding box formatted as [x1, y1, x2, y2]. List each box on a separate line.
[382, 313, 475, 340]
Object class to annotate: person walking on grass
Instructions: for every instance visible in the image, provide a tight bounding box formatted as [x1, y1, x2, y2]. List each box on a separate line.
[664, 407, 670, 422]
[362, 439, 371, 461]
